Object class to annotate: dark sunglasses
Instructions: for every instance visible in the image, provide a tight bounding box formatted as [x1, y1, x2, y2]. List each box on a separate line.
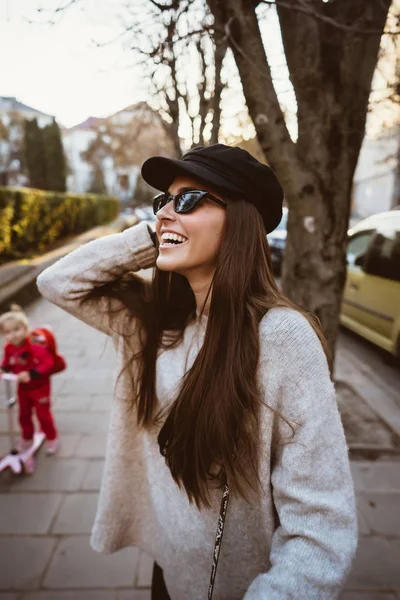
[153, 189, 227, 216]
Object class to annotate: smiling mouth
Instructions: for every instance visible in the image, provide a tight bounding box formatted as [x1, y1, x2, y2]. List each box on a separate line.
[159, 233, 188, 248]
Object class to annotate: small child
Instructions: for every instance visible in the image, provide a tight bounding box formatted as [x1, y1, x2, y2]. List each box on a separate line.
[0, 305, 59, 467]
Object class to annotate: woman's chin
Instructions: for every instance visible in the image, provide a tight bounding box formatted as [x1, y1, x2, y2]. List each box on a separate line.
[156, 255, 184, 272]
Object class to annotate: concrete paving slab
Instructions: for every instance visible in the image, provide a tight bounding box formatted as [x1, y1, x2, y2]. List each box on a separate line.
[74, 435, 107, 459]
[80, 460, 104, 491]
[356, 495, 371, 536]
[53, 434, 81, 458]
[51, 377, 67, 395]
[341, 594, 397, 600]
[53, 395, 92, 412]
[51, 493, 98, 534]
[10, 458, 87, 492]
[0, 434, 12, 457]
[347, 538, 400, 588]
[20, 593, 118, 600]
[351, 462, 400, 492]
[0, 412, 13, 434]
[357, 492, 400, 537]
[117, 591, 151, 600]
[60, 380, 114, 396]
[135, 552, 153, 588]
[43, 536, 139, 588]
[0, 537, 56, 590]
[87, 394, 114, 411]
[0, 493, 62, 534]
[55, 413, 111, 435]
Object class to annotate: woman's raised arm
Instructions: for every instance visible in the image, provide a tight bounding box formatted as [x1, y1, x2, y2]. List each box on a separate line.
[37, 222, 157, 336]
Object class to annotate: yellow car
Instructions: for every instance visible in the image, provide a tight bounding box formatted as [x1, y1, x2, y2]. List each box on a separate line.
[340, 209, 400, 356]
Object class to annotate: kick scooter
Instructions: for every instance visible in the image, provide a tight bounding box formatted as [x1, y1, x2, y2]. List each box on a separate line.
[0, 373, 45, 474]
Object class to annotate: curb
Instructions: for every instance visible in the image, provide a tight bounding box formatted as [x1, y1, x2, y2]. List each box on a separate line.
[0, 215, 138, 312]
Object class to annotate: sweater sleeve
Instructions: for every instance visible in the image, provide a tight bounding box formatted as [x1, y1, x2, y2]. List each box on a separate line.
[243, 309, 357, 600]
[37, 222, 157, 336]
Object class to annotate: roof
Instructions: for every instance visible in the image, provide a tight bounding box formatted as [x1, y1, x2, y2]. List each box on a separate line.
[64, 116, 104, 132]
[0, 96, 54, 119]
[64, 103, 158, 133]
[111, 101, 156, 117]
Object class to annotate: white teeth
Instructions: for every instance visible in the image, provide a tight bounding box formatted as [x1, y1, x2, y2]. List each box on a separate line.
[161, 232, 187, 243]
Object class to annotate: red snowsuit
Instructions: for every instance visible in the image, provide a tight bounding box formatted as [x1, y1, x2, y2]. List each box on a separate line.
[1, 339, 57, 441]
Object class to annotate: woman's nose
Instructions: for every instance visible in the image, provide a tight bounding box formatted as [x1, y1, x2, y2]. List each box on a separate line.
[156, 198, 176, 222]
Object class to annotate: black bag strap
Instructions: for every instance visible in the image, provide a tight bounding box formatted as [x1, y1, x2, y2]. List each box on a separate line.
[208, 483, 230, 600]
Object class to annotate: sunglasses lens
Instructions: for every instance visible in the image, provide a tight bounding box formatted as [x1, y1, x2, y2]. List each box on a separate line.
[153, 193, 168, 215]
[175, 191, 206, 213]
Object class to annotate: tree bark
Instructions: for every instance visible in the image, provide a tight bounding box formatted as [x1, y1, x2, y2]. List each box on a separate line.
[207, 0, 390, 356]
[391, 134, 400, 209]
[210, 35, 228, 144]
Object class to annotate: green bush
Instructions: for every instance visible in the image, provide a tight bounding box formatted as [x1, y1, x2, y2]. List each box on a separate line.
[0, 186, 120, 259]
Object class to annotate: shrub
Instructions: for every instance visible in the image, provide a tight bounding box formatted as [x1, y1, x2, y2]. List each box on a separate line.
[0, 186, 120, 259]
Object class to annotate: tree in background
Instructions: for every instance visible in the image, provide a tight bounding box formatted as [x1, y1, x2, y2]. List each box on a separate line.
[208, 0, 392, 355]
[88, 165, 107, 194]
[23, 118, 47, 190]
[23, 117, 67, 191]
[43, 118, 67, 192]
[93, 0, 227, 155]
[389, 49, 400, 209]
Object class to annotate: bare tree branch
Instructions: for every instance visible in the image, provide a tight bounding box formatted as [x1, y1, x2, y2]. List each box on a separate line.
[258, 0, 399, 35]
[148, 0, 180, 11]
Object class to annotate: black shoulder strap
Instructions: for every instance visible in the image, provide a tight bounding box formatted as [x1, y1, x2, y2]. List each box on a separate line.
[208, 483, 230, 600]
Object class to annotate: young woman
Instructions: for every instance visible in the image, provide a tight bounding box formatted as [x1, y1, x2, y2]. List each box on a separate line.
[37, 144, 357, 600]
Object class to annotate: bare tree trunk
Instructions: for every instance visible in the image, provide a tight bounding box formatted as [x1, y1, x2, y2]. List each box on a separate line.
[197, 39, 209, 146]
[391, 134, 400, 208]
[207, 0, 390, 356]
[210, 36, 228, 145]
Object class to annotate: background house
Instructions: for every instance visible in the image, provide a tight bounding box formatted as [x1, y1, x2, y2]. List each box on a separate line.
[351, 126, 399, 226]
[0, 96, 54, 186]
[0, 97, 174, 202]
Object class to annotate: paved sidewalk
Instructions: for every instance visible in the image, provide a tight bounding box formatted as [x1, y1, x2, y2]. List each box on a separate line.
[0, 298, 399, 599]
[0, 299, 152, 600]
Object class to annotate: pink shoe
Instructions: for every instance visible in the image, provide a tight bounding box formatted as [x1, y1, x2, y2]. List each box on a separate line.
[24, 456, 36, 474]
[17, 439, 33, 453]
[46, 438, 59, 455]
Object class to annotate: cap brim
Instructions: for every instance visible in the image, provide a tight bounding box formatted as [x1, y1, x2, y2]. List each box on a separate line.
[141, 156, 240, 197]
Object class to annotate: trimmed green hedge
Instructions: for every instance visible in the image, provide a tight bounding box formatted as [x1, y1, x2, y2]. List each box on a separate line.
[0, 186, 120, 259]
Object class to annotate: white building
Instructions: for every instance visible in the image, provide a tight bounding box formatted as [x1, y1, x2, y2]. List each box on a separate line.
[61, 117, 100, 195]
[0, 96, 54, 129]
[351, 127, 399, 227]
[62, 102, 173, 203]
[62, 113, 140, 201]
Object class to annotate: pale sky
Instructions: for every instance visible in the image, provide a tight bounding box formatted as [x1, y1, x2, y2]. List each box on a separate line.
[1, 0, 149, 127]
[0, 0, 296, 137]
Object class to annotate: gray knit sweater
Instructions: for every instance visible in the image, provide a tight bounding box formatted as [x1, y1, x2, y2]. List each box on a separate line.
[37, 222, 357, 600]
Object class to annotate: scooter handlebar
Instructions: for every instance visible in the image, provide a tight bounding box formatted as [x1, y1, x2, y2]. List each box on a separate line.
[0, 373, 18, 382]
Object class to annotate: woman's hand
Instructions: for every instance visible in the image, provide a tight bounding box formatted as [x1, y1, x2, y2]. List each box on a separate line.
[17, 371, 31, 383]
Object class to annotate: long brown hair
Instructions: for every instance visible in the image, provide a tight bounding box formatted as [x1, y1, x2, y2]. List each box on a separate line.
[86, 199, 330, 508]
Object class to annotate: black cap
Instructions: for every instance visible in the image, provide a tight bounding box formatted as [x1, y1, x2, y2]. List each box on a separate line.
[141, 144, 283, 233]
